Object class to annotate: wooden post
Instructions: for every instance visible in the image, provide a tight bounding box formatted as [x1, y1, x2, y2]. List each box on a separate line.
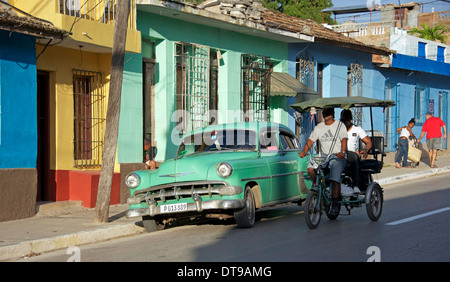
[94, 0, 130, 223]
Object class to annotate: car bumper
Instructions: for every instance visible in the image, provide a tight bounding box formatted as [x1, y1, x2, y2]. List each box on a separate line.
[126, 199, 245, 218]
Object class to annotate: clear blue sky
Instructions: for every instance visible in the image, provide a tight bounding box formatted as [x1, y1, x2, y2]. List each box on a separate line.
[331, 0, 450, 23]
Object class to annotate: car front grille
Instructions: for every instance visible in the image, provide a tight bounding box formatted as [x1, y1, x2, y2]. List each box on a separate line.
[128, 181, 242, 205]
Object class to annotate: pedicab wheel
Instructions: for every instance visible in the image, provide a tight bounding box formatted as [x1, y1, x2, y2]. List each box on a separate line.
[366, 184, 383, 221]
[142, 215, 166, 232]
[304, 190, 322, 229]
[234, 187, 256, 228]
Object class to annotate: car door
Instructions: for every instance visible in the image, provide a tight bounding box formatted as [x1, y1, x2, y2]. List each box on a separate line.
[278, 130, 302, 199]
[259, 128, 283, 202]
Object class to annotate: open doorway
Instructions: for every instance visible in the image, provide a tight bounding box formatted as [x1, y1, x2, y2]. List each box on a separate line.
[36, 71, 50, 201]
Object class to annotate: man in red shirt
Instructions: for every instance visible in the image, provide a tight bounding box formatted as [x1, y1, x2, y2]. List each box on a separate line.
[417, 113, 447, 168]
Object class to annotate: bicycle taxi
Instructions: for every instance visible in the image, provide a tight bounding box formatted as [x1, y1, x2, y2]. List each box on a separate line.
[290, 96, 395, 229]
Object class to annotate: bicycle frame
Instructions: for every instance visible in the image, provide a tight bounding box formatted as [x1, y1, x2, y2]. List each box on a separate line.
[311, 162, 364, 212]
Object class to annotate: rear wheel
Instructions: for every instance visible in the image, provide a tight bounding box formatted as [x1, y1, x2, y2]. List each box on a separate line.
[366, 184, 383, 221]
[142, 215, 166, 232]
[304, 190, 322, 229]
[234, 187, 256, 228]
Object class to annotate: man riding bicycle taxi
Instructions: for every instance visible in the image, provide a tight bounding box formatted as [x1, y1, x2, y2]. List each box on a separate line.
[299, 107, 348, 216]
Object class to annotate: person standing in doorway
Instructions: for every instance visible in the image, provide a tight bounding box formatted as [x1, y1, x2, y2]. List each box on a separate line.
[417, 113, 447, 168]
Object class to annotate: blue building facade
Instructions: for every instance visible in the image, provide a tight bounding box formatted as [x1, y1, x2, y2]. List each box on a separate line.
[0, 14, 66, 221]
[0, 30, 38, 169]
[287, 41, 450, 154]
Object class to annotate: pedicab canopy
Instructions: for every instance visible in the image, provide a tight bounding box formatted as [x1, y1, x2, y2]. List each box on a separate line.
[290, 96, 395, 113]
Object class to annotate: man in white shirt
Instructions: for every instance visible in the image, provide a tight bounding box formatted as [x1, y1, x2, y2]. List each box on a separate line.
[340, 109, 372, 192]
[299, 107, 348, 216]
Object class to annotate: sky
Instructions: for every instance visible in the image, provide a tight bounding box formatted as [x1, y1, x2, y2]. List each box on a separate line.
[330, 0, 450, 23]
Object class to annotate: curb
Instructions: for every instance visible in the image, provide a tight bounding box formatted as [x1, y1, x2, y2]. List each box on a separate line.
[0, 222, 144, 261]
[378, 166, 450, 186]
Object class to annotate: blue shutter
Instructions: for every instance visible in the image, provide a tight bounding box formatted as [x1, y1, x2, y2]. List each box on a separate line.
[418, 42, 426, 58]
[437, 46, 445, 62]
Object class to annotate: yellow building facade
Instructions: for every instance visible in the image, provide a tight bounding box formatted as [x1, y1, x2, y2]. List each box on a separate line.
[11, 0, 141, 206]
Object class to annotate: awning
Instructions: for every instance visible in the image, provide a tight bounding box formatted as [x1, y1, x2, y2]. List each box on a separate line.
[270, 72, 319, 99]
[290, 96, 396, 113]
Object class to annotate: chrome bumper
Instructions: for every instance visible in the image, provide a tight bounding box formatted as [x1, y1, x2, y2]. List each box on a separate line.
[126, 199, 245, 218]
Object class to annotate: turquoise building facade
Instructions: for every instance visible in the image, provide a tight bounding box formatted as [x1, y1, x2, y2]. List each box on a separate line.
[119, 5, 298, 165]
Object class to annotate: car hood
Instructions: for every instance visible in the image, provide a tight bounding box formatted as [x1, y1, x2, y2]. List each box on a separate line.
[153, 151, 256, 184]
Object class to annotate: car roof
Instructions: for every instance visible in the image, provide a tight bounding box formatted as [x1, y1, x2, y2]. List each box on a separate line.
[187, 121, 292, 136]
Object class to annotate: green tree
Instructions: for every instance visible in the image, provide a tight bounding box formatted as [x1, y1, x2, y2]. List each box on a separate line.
[261, 0, 336, 24]
[409, 23, 448, 44]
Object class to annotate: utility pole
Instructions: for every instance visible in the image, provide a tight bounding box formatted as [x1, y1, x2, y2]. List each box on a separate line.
[94, 0, 130, 223]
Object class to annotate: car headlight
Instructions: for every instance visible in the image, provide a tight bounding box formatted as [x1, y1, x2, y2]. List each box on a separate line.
[217, 162, 233, 178]
[125, 173, 140, 188]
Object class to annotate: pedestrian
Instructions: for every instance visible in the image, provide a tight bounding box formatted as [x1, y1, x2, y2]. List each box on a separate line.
[340, 109, 372, 192]
[395, 118, 416, 168]
[417, 113, 447, 168]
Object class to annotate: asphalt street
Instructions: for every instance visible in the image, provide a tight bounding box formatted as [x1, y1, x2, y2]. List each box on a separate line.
[17, 173, 450, 263]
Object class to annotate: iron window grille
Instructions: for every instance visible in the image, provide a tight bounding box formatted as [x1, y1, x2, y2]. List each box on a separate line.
[175, 42, 211, 134]
[295, 51, 315, 142]
[348, 61, 363, 126]
[73, 69, 105, 168]
[296, 51, 314, 88]
[241, 54, 271, 122]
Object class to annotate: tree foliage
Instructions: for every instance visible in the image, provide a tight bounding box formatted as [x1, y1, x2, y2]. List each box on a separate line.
[261, 0, 337, 24]
[409, 23, 448, 44]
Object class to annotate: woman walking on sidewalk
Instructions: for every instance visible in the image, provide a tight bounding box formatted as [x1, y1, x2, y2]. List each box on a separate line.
[395, 118, 416, 168]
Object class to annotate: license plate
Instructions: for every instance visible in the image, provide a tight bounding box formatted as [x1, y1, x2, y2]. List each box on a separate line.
[160, 203, 188, 213]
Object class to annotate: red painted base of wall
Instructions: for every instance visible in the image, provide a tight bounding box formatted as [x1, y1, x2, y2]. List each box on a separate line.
[48, 170, 120, 208]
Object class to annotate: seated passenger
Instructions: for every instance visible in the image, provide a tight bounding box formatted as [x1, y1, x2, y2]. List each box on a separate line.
[340, 109, 372, 193]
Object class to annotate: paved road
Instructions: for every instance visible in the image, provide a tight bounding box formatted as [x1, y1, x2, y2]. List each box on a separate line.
[18, 174, 450, 263]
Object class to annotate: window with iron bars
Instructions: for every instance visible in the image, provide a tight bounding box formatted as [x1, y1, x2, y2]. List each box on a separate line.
[241, 54, 271, 122]
[348, 61, 363, 126]
[73, 70, 105, 168]
[175, 42, 218, 134]
[295, 51, 315, 141]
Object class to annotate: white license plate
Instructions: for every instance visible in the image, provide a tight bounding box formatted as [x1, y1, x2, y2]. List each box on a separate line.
[160, 203, 188, 213]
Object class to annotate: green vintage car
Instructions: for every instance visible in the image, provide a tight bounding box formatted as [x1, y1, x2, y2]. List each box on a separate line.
[125, 122, 312, 231]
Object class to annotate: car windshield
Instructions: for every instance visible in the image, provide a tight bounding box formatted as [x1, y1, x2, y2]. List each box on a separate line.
[177, 129, 257, 157]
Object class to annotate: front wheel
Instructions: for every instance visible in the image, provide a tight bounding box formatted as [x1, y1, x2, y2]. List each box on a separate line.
[366, 184, 383, 221]
[304, 190, 323, 229]
[234, 187, 256, 228]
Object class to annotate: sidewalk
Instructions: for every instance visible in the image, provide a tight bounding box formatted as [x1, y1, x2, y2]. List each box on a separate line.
[1, 153, 450, 261]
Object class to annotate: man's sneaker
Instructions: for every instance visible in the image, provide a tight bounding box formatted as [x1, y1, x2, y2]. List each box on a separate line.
[329, 202, 340, 216]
